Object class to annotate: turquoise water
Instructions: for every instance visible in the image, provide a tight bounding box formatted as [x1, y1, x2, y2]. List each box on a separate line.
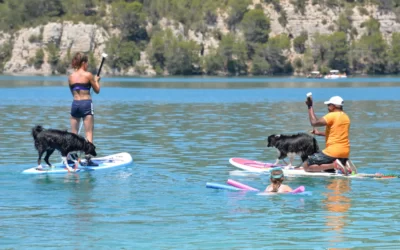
[1, 77, 400, 249]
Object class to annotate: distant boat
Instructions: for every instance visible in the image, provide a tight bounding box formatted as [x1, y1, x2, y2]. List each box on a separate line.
[307, 71, 322, 78]
[324, 70, 347, 79]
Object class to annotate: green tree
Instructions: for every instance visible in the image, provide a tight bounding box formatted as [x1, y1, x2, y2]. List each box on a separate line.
[147, 29, 174, 73]
[217, 33, 248, 75]
[165, 39, 201, 75]
[348, 41, 366, 74]
[46, 42, 60, 73]
[106, 36, 141, 71]
[293, 31, 308, 54]
[268, 34, 290, 50]
[31, 49, 45, 69]
[111, 0, 147, 41]
[0, 39, 12, 72]
[327, 31, 349, 72]
[311, 33, 330, 64]
[302, 48, 315, 73]
[336, 12, 352, 34]
[226, 0, 251, 30]
[240, 9, 270, 44]
[254, 41, 292, 75]
[24, 0, 65, 20]
[361, 17, 380, 36]
[203, 49, 224, 75]
[290, 0, 308, 15]
[252, 53, 270, 75]
[354, 32, 388, 74]
[387, 32, 400, 73]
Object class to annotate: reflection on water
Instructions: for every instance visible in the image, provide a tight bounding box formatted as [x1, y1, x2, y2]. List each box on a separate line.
[323, 179, 351, 245]
[1, 77, 400, 248]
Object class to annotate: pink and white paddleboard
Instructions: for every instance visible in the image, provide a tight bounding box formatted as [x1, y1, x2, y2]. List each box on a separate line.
[229, 158, 280, 173]
[229, 157, 391, 179]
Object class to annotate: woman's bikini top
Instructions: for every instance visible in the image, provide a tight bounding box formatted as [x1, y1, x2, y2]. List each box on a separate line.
[70, 82, 91, 92]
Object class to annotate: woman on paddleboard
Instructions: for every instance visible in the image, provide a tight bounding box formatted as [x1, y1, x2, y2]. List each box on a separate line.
[68, 52, 100, 166]
[264, 167, 293, 193]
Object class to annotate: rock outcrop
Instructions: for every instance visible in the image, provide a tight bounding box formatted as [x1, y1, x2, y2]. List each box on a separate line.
[1, 2, 400, 76]
[3, 22, 109, 75]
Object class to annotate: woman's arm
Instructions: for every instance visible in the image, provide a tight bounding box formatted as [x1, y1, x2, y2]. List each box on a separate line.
[68, 75, 74, 96]
[88, 73, 100, 94]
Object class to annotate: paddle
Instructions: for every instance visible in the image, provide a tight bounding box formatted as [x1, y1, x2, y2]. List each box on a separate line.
[306, 92, 315, 134]
[97, 53, 108, 77]
[78, 53, 108, 135]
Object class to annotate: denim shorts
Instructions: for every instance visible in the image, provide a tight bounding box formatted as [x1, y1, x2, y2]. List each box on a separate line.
[307, 151, 347, 166]
[70, 100, 93, 118]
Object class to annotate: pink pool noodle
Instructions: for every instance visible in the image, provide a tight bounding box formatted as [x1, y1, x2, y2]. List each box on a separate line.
[290, 186, 305, 194]
[227, 179, 260, 191]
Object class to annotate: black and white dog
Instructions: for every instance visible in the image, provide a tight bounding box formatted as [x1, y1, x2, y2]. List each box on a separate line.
[31, 125, 97, 171]
[267, 133, 319, 167]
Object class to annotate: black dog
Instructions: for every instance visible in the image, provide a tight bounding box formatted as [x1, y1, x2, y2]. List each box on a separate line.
[32, 125, 97, 170]
[267, 133, 319, 167]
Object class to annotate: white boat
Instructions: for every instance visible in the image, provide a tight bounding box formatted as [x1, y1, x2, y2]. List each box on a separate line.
[307, 71, 322, 78]
[324, 70, 347, 79]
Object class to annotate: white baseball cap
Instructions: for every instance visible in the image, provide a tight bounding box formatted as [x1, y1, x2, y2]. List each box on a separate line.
[324, 96, 344, 106]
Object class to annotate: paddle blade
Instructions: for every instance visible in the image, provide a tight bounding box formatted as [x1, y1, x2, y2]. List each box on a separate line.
[97, 53, 108, 76]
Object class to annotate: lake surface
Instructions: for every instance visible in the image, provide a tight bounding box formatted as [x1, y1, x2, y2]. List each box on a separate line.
[1, 76, 400, 249]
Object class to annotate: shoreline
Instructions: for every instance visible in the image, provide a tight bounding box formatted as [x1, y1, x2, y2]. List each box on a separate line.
[1, 74, 400, 83]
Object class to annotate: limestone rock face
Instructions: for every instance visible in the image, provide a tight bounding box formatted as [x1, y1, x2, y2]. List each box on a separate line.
[1, 2, 400, 75]
[3, 22, 109, 75]
[0, 33, 11, 47]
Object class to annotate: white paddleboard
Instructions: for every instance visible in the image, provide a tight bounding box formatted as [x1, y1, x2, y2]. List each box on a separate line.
[22, 152, 133, 174]
[229, 158, 397, 179]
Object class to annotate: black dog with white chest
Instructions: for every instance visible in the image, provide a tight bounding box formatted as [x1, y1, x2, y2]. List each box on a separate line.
[267, 133, 319, 167]
[32, 125, 97, 170]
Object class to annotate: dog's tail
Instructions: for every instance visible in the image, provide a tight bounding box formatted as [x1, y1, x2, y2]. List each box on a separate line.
[313, 137, 319, 152]
[31, 125, 44, 140]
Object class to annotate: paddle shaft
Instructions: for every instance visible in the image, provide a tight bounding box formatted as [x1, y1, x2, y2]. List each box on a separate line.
[306, 93, 315, 134]
[97, 56, 106, 77]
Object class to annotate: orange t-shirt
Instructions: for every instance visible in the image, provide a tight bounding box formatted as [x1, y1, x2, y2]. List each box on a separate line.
[322, 111, 350, 158]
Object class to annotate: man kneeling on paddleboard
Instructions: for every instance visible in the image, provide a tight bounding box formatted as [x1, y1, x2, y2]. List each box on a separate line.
[303, 94, 353, 175]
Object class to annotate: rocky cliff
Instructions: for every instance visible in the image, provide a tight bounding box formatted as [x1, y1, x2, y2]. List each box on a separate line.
[1, 1, 399, 76]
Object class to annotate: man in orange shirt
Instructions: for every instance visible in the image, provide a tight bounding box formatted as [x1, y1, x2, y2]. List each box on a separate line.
[304, 95, 352, 175]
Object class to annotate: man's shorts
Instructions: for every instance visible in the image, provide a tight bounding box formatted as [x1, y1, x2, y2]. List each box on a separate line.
[70, 100, 94, 118]
[307, 151, 347, 166]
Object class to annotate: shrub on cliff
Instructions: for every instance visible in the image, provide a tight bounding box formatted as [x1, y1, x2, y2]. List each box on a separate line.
[217, 33, 248, 75]
[327, 31, 349, 72]
[165, 39, 201, 75]
[252, 54, 271, 75]
[202, 49, 224, 75]
[240, 9, 270, 44]
[0, 40, 12, 72]
[387, 32, 400, 73]
[146, 28, 202, 75]
[252, 41, 292, 75]
[105, 36, 141, 72]
[226, 0, 251, 30]
[291, 0, 307, 15]
[111, 0, 148, 42]
[293, 31, 308, 54]
[29, 49, 45, 70]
